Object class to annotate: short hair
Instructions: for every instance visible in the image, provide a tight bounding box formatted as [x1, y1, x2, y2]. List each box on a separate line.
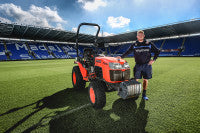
[137, 30, 144, 35]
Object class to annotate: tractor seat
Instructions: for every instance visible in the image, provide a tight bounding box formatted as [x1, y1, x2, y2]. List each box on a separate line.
[83, 48, 96, 66]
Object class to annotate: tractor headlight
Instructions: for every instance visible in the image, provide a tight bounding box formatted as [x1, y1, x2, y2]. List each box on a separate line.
[109, 63, 123, 69]
[109, 62, 130, 69]
[123, 62, 130, 69]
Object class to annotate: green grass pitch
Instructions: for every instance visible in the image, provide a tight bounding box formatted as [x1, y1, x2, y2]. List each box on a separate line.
[0, 57, 200, 133]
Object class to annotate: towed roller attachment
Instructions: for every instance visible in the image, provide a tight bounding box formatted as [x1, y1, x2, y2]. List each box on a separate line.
[118, 79, 142, 99]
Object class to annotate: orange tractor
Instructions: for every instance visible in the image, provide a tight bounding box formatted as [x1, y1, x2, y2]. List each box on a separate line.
[72, 23, 142, 109]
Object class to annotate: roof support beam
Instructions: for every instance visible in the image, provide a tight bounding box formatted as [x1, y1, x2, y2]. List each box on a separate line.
[41, 29, 52, 39]
[51, 30, 62, 39]
[57, 32, 72, 40]
[33, 28, 41, 38]
[21, 25, 29, 38]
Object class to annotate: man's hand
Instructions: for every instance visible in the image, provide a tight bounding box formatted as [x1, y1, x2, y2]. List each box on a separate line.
[116, 56, 121, 59]
[148, 59, 155, 65]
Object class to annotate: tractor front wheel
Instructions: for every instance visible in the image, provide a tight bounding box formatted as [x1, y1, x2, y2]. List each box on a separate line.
[88, 80, 106, 109]
[72, 66, 86, 90]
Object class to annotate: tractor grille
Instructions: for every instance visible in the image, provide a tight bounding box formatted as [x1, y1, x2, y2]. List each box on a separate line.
[110, 69, 130, 81]
[124, 69, 130, 80]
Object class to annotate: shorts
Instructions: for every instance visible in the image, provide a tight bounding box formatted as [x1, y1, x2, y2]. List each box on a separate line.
[134, 63, 152, 79]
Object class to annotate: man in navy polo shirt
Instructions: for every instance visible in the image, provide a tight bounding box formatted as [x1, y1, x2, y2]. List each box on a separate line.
[117, 30, 160, 100]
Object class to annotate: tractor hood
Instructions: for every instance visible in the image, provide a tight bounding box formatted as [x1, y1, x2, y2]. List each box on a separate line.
[95, 56, 126, 64]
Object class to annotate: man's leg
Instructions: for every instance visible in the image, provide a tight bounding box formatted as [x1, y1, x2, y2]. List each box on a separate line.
[142, 64, 152, 100]
[136, 79, 149, 100]
[134, 64, 142, 81]
[142, 79, 148, 100]
[143, 79, 148, 90]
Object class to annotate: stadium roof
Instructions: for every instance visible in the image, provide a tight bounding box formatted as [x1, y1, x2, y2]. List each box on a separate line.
[0, 23, 98, 44]
[0, 18, 200, 44]
[104, 18, 200, 43]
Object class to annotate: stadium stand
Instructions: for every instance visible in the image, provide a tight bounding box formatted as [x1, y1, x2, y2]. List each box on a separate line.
[160, 38, 183, 56]
[153, 40, 164, 48]
[0, 35, 200, 61]
[0, 19, 200, 61]
[61, 44, 77, 58]
[113, 43, 133, 57]
[6, 42, 33, 60]
[152, 36, 200, 56]
[28, 43, 54, 59]
[46, 44, 68, 58]
[182, 36, 200, 56]
[0, 43, 7, 60]
[108, 44, 127, 57]
[1, 36, 200, 61]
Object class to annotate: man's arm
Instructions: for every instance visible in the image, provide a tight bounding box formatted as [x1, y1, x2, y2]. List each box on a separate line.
[148, 42, 160, 65]
[120, 44, 134, 58]
[150, 42, 160, 61]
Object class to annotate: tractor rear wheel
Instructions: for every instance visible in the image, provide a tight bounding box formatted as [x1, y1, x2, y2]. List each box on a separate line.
[72, 66, 86, 90]
[88, 80, 106, 109]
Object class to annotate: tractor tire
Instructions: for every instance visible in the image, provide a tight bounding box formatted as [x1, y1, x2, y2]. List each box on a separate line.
[88, 80, 106, 109]
[72, 66, 86, 90]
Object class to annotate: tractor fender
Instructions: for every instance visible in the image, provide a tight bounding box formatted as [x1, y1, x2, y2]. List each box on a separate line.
[77, 62, 88, 81]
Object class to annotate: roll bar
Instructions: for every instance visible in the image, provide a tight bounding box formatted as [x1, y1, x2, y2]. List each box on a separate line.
[75, 23, 100, 59]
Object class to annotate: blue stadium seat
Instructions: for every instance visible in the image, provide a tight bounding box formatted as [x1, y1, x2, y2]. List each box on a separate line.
[2, 35, 199, 61]
[121, 43, 133, 57]
[0, 44, 7, 60]
[182, 36, 200, 56]
[153, 40, 163, 48]
[61, 44, 77, 58]
[28, 43, 54, 59]
[109, 46, 116, 56]
[6, 43, 33, 60]
[46, 44, 68, 58]
[78, 45, 85, 54]
[110, 43, 133, 57]
[160, 38, 183, 56]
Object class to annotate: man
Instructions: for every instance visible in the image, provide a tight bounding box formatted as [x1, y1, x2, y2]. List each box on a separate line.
[117, 30, 160, 100]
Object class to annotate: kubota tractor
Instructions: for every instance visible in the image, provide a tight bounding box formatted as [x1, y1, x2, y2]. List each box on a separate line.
[72, 23, 142, 109]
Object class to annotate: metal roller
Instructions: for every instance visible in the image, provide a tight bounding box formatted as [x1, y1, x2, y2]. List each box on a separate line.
[118, 79, 142, 99]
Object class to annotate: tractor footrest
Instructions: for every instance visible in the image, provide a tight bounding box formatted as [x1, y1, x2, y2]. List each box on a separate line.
[118, 79, 142, 99]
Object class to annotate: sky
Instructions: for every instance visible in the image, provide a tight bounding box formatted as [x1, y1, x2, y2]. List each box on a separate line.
[0, 0, 199, 36]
